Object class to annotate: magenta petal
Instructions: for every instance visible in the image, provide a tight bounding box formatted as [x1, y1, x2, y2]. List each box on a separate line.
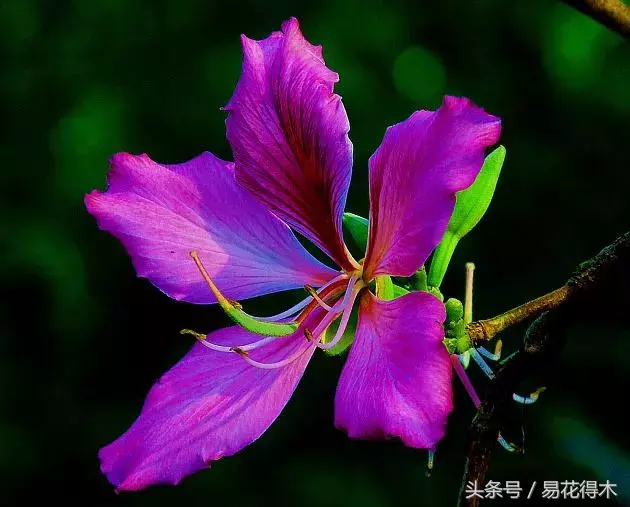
[85, 152, 338, 304]
[99, 324, 317, 490]
[334, 291, 453, 448]
[225, 18, 355, 271]
[363, 96, 501, 279]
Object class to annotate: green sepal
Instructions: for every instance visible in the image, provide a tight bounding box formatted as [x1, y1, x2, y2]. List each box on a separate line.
[428, 145, 506, 287]
[392, 284, 409, 299]
[376, 275, 395, 300]
[343, 212, 369, 253]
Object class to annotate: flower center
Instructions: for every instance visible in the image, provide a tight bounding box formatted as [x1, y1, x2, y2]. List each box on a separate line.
[183, 251, 365, 369]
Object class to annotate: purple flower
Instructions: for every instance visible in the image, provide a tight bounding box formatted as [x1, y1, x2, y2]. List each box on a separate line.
[86, 18, 501, 491]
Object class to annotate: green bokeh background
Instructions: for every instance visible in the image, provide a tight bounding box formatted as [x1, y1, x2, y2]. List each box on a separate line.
[1, 0, 629, 505]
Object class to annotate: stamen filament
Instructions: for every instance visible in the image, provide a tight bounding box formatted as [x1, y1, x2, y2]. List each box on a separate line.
[252, 274, 347, 322]
[296, 277, 350, 324]
[477, 339, 502, 361]
[470, 348, 495, 379]
[451, 354, 481, 408]
[319, 277, 362, 350]
[513, 387, 546, 405]
[452, 353, 523, 453]
[240, 343, 315, 369]
[497, 433, 520, 452]
[427, 448, 435, 471]
[464, 262, 475, 324]
[307, 276, 359, 344]
[181, 329, 283, 353]
[240, 276, 363, 368]
[304, 285, 334, 312]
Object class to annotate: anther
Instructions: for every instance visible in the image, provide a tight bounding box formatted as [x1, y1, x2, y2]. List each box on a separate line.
[303, 285, 333, 311]
[230, 346, 249, 357]
[226, 298, 243, 310]
[513, 387, 546, 405]
[304, 328, 314, 342]
[497, 432, 522, 453]
[478, 339, 503, 361]
[181, 329, 206, 341]
[426, 449, 436, 477]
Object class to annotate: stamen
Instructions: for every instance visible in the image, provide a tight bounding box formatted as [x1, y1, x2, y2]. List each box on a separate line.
[295, 276, 350, 324]
[190, 251, 298, 336]
[181, 329, 206, 341]
[250, 274, 348, 322]
[238, 277, 364, 369]
[513, 387, 546, 405]
[304, 328, 314, 342]
[452, 353, 523, 453]
[304, 276, 359, 347]
[239, 343, 315, 370]
[497, 432, 521, 452]
[464, 262, 475, 324]
[451, 354, 481, 408]
[470, 348, 495, 379]
[181, 329, 286, 354]
[427, 448, 436, 474]
[318, 276, 362, 350]
[304, 285, 334, 311]
[458, 350, 471, 369]
[477, 339, 502, 361]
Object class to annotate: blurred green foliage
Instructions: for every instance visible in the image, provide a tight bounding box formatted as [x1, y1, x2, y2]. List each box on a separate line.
[1, 0, 629, 505]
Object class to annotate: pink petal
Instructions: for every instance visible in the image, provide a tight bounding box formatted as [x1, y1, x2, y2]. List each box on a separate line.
[85, 152, 338, 304]
[99, 322, 318, 490]
[363, 96, 501, 279]
[225, 18, 355, 271]
[334, 291, 453, 448]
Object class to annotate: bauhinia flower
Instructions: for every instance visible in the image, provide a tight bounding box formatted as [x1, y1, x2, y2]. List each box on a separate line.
[86, 17, 501, 491]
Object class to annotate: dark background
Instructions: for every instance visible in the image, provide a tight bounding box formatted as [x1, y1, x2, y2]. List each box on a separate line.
[1, 0, 629, 505]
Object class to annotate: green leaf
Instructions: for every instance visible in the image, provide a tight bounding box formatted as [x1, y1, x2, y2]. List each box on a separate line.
[343, 212, 369, 253]
[428, 145, 506, 287]
[449, 145, 506, 238]
[392, 284, 409, 299]
[427, 230, 458, 288]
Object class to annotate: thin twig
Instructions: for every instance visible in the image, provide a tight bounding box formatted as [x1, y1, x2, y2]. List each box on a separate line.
[466, 285, 571, 343]
[456, 231, 630, 506]
[561, 0, 630, 38]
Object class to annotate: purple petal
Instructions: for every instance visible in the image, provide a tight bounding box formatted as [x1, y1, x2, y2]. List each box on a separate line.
[363, 96, 501, 279]
[225, 18, 355, 271]
[334, 291, 452, 448]
[99, 320, 319, 490]
[85, 152, 338, 304]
